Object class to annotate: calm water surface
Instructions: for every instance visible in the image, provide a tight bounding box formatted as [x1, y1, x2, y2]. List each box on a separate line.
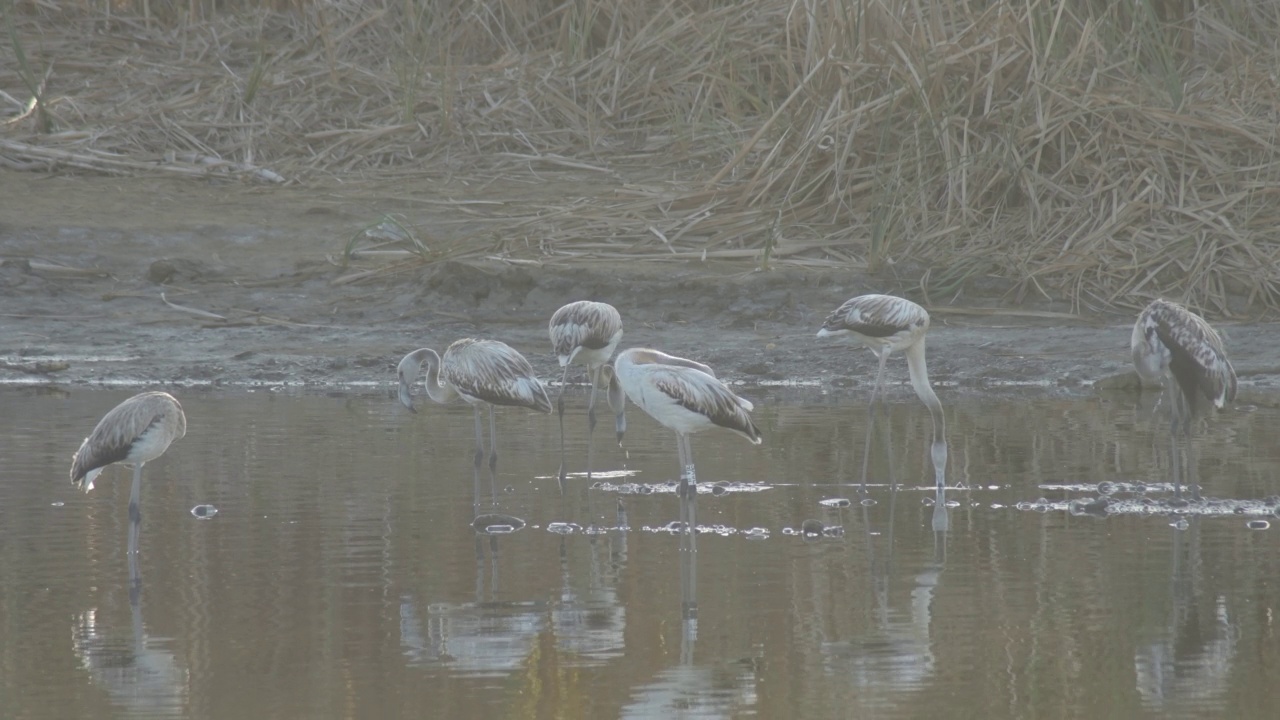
[1, 386, 1278, 718]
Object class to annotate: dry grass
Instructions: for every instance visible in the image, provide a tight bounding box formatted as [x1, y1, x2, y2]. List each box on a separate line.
[3, 0, 1280, 314]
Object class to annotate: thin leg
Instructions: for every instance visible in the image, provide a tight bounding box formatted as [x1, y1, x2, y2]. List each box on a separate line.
[473, 406, 485, 507]
[880, 391, 897, 490]
[860, 352, 890, 495]
[675, 433, 689, 494]
[681, 486, 699, 554]
[488, 406, 499, 505]
[679, 435, 697, 498]
[128, 463, 143, 557]
[556, 363, 571, 488]
[586, 364, 602, 481]
[1186, 421, 1201, 501]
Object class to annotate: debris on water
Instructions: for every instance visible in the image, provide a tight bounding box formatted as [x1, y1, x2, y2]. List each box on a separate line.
[190, 504, 218, 519]
[1068, 497, 1111, 516]
[1247, 520, 1270, 530]
[800, 519, 825, 539]
[472, 514, 526, 535]
[819, 498, 851, 508]
[743, 527, 769, 539]
[921, 497, 935, 506]
[547, 521, 582, 535]
[593, 479, 774, 495]
[1021, 492, 1280, 519]
[503, 485, 515, 494]
[1097, 481, 1118, 496]
[859, 497, 877, 507]
[1170, 518, 1190, 530]
[50, 501, 64, 507]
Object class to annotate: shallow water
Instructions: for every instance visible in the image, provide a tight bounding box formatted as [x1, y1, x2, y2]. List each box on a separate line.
[2, 386, 1278, 718]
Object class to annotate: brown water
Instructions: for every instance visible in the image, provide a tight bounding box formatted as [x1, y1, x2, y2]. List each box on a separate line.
[2, 386, 1278, 719]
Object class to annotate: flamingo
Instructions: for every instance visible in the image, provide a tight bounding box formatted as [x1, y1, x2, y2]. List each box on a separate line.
[397, 338, 551, 504]
[70, 391, 187, 563]
[817, 294, 946, 492]
[610, 348, 761, 498]
[1131, 299, 1236, 497]
[549, 300, 623, 485]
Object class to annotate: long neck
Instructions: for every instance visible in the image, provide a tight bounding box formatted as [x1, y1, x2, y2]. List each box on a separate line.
[906, 340, 948, 487]
[401, 348, 459, 406]
[905, 341, 944, 440]
[603, 364, 627, 445]
[419, 350, 458, 405]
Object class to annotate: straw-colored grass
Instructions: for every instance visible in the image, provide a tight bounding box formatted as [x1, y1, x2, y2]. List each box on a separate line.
[3, 0, 1279, 314]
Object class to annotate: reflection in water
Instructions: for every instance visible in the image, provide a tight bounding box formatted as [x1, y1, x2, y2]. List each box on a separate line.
[1135, 519, 1238, 711]
[621, 490, 755, 717]
[823, 472, 943, 705]
[551, 500, 628, 662]
[399, 527, 545, 673]
[72, 572, 188, 716]
[5, 389, 1280, 719]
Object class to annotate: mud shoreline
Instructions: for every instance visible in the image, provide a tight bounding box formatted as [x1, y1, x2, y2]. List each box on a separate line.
[2, 173, 1276, 402]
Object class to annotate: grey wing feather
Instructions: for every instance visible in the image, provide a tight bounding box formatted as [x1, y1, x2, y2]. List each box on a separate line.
[1148, 302, 1236, 410]
[70, 396, 165, 482]
[653, 369, 761, 442]
[821, 294, 927, 337]
[550, 302, 623, 356]
[447, 340, 552, 412]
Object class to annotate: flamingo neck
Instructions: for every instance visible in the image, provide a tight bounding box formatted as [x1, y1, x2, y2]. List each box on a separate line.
[905, 341, 944, 441]
[906, 340, 948, 486]
[412, 349, 458, 405]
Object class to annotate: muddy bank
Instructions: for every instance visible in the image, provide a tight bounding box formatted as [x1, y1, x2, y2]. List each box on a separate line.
[1, 173, 1277, 401]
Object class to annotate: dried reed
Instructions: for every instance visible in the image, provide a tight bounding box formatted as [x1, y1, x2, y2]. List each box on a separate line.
[2, 0, 1278, 312]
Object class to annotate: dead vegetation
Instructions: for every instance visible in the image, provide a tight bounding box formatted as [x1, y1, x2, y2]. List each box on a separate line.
[3, 0, 1280, 314]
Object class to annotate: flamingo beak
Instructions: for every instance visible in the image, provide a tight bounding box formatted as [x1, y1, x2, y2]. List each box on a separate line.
[398, 379, 417, 413]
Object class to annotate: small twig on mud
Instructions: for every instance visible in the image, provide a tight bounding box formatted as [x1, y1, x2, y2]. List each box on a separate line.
[161, 293, 227, 321]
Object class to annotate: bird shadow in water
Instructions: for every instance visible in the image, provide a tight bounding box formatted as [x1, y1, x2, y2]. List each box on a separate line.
[72, 563, 187, 715]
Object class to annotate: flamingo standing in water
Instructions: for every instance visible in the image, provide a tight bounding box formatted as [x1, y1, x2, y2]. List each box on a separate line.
[397, 338, 551, 504]
[549, 300, 623, 485]
[610, 348, 761, 498]
[70, 391, 187, 564]
[1131, 299, 1236, 497]
[817, 294, 946, 492]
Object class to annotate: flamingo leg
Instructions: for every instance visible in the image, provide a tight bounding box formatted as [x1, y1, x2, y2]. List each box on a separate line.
[681, 477, 699, 556]
[674, 432, 689, 495]
[488, 405, 499, 505]
[472, 406, 485, 507]
[556, 362, 572, 488]
[860, 350, 890, 495]
[127, 463, 143, 557]
[586, 364, 602, 481]
[679, 434, 696, 496]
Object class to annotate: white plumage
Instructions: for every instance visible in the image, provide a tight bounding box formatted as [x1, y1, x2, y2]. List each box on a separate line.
[548, 300, 624, 483]
[612, 348, 761, 493]
[69, 391, 187, 558]
[817, 294, 947, 490]
[397, 338, 551, 503]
